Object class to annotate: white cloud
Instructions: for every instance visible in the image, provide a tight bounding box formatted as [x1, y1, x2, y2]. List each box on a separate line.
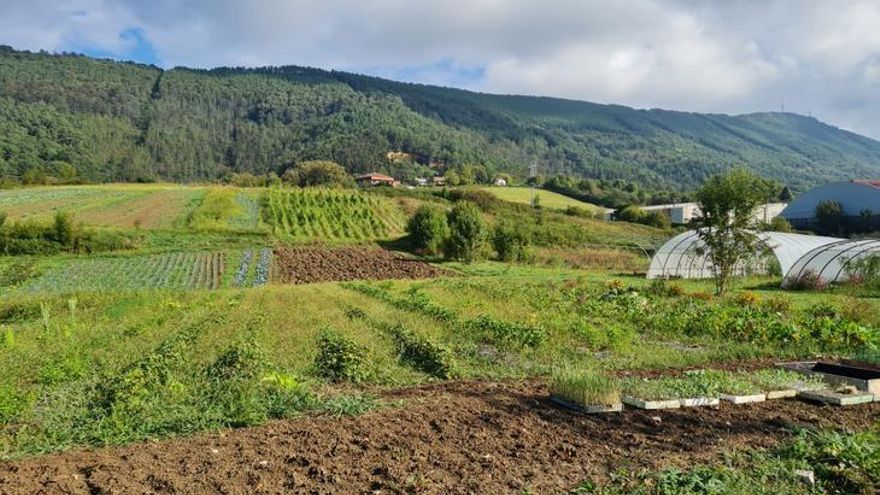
[2, 0, 880, 137]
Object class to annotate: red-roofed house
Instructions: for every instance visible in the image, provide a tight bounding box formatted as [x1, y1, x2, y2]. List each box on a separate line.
[355, 173, 397, 187]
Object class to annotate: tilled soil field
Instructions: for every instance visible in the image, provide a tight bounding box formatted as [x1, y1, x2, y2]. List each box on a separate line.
[2, 379, 879, 495]
[273, 246, 451, 284]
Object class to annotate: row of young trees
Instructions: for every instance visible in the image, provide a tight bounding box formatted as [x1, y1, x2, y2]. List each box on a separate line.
[406, 202, 532, 263]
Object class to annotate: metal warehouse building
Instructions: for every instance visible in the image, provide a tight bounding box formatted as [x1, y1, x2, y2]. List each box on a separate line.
[781, 180, 880, 230]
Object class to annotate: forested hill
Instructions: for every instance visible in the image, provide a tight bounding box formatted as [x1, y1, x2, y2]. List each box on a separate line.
[3, 45, 880, 192]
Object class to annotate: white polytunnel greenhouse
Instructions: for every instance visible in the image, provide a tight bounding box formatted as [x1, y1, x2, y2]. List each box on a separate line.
[781, 239, 880, 288]
[647, 230, 843, 281]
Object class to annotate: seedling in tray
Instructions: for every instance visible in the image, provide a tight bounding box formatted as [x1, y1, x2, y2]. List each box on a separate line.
[550, 369, 622, 414]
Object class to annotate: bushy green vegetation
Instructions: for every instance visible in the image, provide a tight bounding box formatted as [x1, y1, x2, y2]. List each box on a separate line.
[406, 205, 449, 255]
[262, 187, 405, 240]
[0, 211, 132, 255]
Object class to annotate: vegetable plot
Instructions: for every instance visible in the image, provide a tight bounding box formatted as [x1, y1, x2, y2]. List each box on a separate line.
[262, 188, 405, 240]
[20, 252, 225, 293]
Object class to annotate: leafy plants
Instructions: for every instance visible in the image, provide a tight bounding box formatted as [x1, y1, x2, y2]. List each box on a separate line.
[465, 314, 547, 349]
[313, 329, 369, 383]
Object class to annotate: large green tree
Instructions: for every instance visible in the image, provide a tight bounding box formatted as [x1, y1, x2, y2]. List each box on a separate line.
[281, 160, 353, 188]
[693, 169, 774, 295]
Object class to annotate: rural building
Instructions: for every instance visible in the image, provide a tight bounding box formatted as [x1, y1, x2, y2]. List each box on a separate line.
[494, 178, 508, 187]
[432, 176, 446, 187]
[414, 177, 429, 187]
[355, 173, 397, 187]
[781, 180, 880, 230]
[639, 202, 701, 224]
[606, 202, 787, 224]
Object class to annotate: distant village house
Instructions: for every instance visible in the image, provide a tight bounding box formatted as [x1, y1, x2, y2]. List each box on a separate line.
[355, 173, 398, 187]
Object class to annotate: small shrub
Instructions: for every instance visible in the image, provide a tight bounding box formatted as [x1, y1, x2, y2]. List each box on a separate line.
[313, 329, 369, 383]
[444, 201, 488, 262]
[759, 294, 792, 313]
[732, 291, 760, 307]
[689, 291, 714, 301]
[406, 205, 449, 255]
[646, 279, 684, 297]
[492, 221, 533, 262]
[551, 368, 620, 407]
[839, 296, 877, 325]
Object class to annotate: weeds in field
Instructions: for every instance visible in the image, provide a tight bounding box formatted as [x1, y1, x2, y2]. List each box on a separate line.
[382, 322, 455, 379]
[465, 314, 547, 349]
[318, 394, 379, 417]
[588, 428, 880, 494]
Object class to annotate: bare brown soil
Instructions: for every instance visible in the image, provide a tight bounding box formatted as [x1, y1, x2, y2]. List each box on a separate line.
[2, 379, 878, 495]
[273, 246, 450, 284]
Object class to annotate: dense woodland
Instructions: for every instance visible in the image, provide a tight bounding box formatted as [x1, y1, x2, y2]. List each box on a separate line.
[4, 46, 880, 195]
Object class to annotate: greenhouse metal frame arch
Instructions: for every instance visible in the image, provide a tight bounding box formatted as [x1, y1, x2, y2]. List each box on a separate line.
[647, 230, 842, 281]
[781, 239, 880, 288]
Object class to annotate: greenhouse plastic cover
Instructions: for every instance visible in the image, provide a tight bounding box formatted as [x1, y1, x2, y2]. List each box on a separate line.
[647, 230, 843, 281]
[781, 239, 880, 288]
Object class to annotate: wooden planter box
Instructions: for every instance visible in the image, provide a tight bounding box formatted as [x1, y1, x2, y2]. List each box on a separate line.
[550, 395, 623, 414]
[622, 396, 681, 410]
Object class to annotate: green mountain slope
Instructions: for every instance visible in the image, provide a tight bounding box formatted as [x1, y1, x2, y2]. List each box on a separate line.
[2, 45, 880, 192]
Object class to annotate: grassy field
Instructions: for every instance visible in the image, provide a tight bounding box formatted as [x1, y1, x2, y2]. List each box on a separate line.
[477, 186, 600, 212]
[0, 185, 205, 228]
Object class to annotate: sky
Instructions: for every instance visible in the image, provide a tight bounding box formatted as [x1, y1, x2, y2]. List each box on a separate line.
[3, 0, 880, 138]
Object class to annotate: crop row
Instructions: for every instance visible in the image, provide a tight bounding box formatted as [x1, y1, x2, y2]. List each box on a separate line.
[0, 187, 110, 208]
[228, 192, 262, 230]
[231, 248, 272, 287]
[261, 188, 403, 240]
[20, 252, 225, 293]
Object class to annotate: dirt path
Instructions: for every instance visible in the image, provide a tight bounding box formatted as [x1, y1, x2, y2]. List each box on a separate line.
[2, 379, 878, 494]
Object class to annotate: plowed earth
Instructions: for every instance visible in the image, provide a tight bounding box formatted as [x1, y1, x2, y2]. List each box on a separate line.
[273, 246, 450, 284]
[2, 379, 878, 494]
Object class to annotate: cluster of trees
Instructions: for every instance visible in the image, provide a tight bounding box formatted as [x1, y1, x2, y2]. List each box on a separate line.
[3, 47, 880, 190]
[407, 201, 533, 263]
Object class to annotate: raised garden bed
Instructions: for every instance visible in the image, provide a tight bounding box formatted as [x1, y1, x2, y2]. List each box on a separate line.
[779, 361, 880, 395]
[798, 387, 876, 406]
[720, 393, 766, 405]
[550, 369, 622, 415]
[550, 395, 623, 414]
[680, 397, 720, 407]
[621, 396, 681, 410]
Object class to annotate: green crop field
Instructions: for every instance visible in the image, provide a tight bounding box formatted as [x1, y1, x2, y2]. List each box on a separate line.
[477, 186, 600, 212]
[262, 187, 406, 240]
